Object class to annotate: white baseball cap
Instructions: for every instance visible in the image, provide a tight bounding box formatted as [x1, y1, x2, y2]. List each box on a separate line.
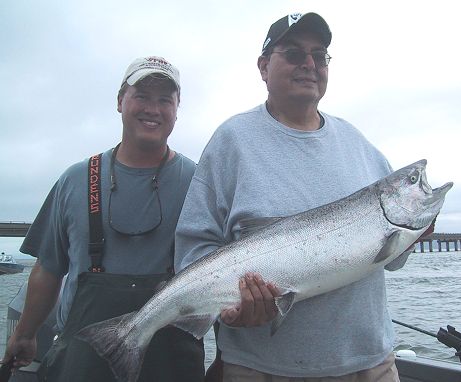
[121, 56, 180, 91]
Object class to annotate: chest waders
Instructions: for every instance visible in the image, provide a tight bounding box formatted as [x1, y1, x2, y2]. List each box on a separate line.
[38, 151, 204, 382]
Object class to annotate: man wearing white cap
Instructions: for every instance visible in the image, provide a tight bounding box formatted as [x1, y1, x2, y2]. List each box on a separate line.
[176, 12, 419, 382]
[4, 56, 204, 381]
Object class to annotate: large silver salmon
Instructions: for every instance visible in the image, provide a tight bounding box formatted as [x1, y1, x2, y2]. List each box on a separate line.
[77, 159, 452, 382]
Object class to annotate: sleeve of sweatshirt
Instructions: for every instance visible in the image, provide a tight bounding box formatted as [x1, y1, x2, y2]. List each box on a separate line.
[174, 175, 227, 271]
[174, 127, 235, 272]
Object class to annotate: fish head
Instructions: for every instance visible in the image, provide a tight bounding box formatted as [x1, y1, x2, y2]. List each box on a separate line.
[379, 159, 453, 230]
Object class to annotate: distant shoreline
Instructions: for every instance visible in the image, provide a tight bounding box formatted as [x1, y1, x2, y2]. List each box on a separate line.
[15, 259, 36, 266]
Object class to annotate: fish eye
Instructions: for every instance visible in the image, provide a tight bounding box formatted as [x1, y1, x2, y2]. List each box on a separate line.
[409, 172, 419, 184]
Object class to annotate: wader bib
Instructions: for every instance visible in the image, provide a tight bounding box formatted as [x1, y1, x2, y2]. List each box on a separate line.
[37, 151, 204, 382]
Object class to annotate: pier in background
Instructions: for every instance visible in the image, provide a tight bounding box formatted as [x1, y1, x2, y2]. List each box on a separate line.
[415, 233, 461, 253]
[0, 222, 31, 237]
[0, 222, 460, 252]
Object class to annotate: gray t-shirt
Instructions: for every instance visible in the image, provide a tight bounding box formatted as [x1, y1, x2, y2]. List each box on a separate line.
[21, 148, 195, 331]
[175, 104, 396, 377]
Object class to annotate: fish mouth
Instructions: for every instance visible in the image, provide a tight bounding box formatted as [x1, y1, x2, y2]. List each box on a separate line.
[410, 182, 453, 229]
[424, 182, 453, 203]
[419, 166, 453, 208]
[380, 160, 453, 230]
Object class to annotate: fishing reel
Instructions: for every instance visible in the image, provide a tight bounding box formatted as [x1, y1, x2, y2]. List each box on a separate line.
[437, 325, 461, 362]
[393, 320, 461, 362]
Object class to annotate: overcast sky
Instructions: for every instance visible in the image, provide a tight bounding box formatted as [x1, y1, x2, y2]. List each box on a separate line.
[1, 0, 460, 256]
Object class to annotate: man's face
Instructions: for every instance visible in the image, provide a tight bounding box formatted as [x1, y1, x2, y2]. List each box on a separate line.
[258, 31, 329, 106]
[117, 76, 179, 150]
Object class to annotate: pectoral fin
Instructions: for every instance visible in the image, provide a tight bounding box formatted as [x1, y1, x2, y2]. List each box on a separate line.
[271, 313, 285, 336]
[274, 291, 296, 315]
[374, 231, 404, 263]
[172, 314, 217, 339]
[270, 291, 297, 336]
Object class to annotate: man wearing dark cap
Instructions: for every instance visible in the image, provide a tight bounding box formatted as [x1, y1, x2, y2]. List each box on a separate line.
[3, 56, 204, 381]
[176, 13, 406, 381]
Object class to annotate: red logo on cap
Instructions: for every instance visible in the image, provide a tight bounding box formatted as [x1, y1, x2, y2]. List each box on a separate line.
[145, 56, 169, 65]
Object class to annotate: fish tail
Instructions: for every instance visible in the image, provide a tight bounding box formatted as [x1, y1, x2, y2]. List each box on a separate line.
[76, 312, 146, 382]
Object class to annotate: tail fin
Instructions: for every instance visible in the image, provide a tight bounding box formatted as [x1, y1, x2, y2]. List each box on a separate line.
[76, 312, 146, 382]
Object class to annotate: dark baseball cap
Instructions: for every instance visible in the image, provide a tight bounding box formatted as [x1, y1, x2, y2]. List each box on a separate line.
[261, 13, 332, 54]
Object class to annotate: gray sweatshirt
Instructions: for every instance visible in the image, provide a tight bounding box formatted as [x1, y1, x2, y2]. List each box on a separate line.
[175, 104, 399, 377]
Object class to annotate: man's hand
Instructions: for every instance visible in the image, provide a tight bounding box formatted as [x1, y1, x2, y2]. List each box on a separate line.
[2, 332, 37, 370]
[1, 261, 61, 371]
[221, 272, 280, 327]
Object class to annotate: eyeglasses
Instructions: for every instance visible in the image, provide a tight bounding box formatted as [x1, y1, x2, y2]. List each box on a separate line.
[272, 49, 331, 67]
[108, 143, 169, 236]
[108, 183, 163, 236]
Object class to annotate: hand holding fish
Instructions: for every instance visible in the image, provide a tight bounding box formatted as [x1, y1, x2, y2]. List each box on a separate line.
[221, 272, 280, 327]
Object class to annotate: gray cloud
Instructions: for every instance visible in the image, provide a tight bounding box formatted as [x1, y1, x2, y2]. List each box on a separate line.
[1, 0, 460, 237]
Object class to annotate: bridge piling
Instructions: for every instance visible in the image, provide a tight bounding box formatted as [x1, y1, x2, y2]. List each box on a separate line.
[415, 234, 461, 253]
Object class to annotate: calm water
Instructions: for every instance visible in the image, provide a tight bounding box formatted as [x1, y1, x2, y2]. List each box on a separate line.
[386, 250, 461, 362]
[1, 251, 460, 367]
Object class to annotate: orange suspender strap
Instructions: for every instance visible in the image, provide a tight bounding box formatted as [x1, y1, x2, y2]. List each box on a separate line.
[88, 153, 105, 273]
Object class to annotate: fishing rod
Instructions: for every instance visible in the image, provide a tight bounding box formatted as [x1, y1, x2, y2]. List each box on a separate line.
[392, 319, 461, 362]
